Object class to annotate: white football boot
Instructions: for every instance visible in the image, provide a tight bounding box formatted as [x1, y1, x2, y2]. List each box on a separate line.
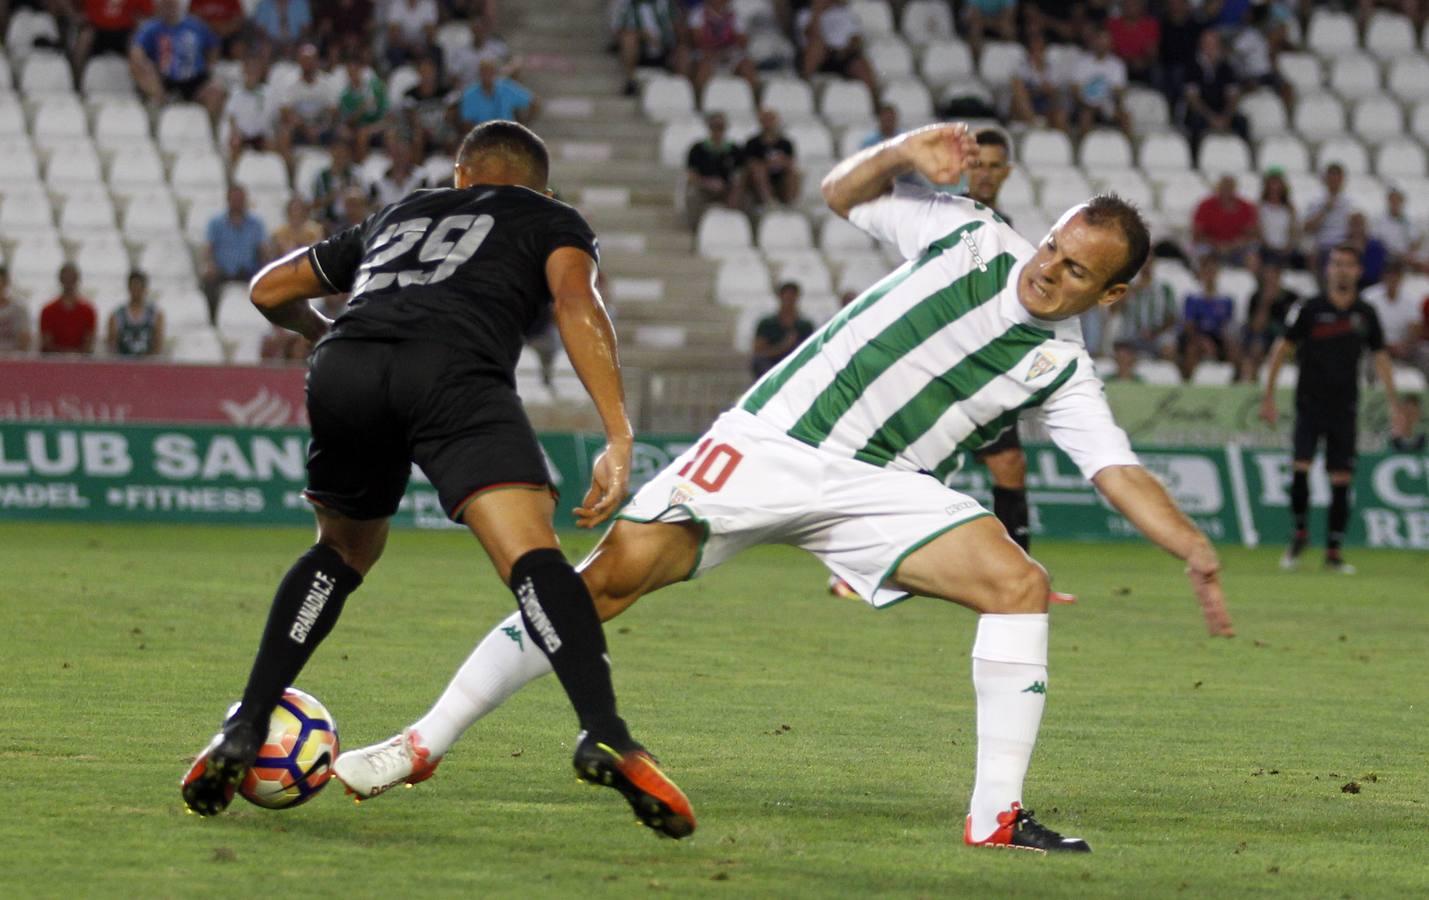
[332, 729, 440, 801]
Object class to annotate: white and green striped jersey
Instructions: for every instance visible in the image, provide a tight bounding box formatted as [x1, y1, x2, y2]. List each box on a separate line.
[738, 185, 1138, 482]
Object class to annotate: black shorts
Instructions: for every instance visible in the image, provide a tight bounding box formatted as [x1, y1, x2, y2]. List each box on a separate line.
[975, 420, 1023, 458]
[163, 73, 208, 102]
[1292, 405, 1357, 472]
[304, 339, 552, 521]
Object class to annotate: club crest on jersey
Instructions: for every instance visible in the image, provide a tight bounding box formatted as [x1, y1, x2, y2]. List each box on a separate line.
[669, 484, 695, 507]
[1024, 351, 1057, 381]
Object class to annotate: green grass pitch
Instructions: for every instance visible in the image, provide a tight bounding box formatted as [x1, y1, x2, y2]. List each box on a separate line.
[1, 522, 1424, 898]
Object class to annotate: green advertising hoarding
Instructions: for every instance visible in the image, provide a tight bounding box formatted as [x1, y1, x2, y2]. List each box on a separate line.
[0, 422, 1424, 549]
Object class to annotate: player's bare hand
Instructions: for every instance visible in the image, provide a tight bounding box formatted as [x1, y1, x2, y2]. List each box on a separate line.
[899, 123, 979, 186]
[1258, 395, 1278, 426]
[1185, 543, 1234, 637]
[574, 438, 632, 528]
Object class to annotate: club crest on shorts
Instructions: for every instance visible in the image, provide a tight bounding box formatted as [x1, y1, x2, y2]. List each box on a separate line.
[1024, 351, 1057, 382]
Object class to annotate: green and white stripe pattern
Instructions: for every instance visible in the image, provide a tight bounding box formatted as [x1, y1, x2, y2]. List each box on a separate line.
[740, 214, 1086, 480]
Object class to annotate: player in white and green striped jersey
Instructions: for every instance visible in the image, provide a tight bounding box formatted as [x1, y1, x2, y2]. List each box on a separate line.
[333, 123, 1235, 854]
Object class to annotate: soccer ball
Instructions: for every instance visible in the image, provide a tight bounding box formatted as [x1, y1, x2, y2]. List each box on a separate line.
[228, 688, 339, 809]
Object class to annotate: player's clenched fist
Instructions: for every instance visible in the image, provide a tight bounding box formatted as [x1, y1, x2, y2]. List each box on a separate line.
[897, 123, 981, 186]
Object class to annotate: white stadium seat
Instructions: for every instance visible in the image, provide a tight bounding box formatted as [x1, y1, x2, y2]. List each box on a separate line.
[770, 251, 833, 294]
[20, 51, 74, 96]
[1275, 52, 1323, 94]
[1410, 102, 1429, 142]
[820, 80, 874, 127]
[701, 75, 756, 118]
[1365, 11, 1416, 57]
[1154, 172, 1208, 222]
[1328, 54, 1381, 101]
[93, 99, 153, 149]
[695, 207, 753, 259]
[1387, 56, 1429, 104]
[978, 41, 1026, 88]
[1090, 169, 1153, 210]
[786, 119, 833, 160]
[998, 167, 1036, 207]
[1257, 133, 1311, 172]
[837, 254, 888, 294]
[58, 186, 117, 237]
[157, 104, 215, 154]
[76, 232, 132, 283]
[1306, 9, 1359, 56]
[1293, 93, 1346, 140]
[0, 136, 41, 185]
[1078, 129, 1133, 173]
[1350, 94, 1405, 143]
[819, 215, 875, 252]
[1316, 135, 1370, 174]
[1037, 169, 1093, 212]
[1191, 361, 1235, 386]
[1375, 137, 1427, 178]
[107, 144, 167, 193]
[121, 188, 182, 239]
[1197, 134, 1252, 175]
[31, 96, 89, 148]
[7, 232, 66, 296]
[233, 151, 289, 192]
[170, 326, 225, 363]
[659, 117, 706, 168]
[434, 21, 471, 58]
[716, 254, 772, 300]
[170, 151, 227, 193]
[0, 96, 28, 136]
[756, 209, 813, 252]
[1239, 90, 1288, 139]
[80, 56, 135, 97]
[44, 142, 104, 186]
[139, 236, 198, 283]
[6, 10, 60, 63]
[918, 39, 974, 92]
[641, 75, 696, 122]
[1346, 173, 1387, 218]
[0, 187, 55, 239]
[1123, 86, 1170, 134]
[880, 78, 933, 124]
[900, 0, 955, 46]
[1135, 359, 1181, 385]
[850, 0, 894, 36]
[761, 77, 816, 122]
[183, 192, 225, 244]
[1022, 127, 1074, 168]
[867, 36, 914, 81]
[1138, 132, 1192, 172]
[386, 65, 419, 105]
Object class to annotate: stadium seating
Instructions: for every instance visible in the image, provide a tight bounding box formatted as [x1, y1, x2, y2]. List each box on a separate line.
[899, 0, 955, 46]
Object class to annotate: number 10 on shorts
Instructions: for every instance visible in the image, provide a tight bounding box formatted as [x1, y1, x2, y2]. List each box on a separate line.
[677, 440, 744, 493]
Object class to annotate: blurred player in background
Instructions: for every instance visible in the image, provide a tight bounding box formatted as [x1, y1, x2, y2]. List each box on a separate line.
[180, 121, 694, 839]
[1261, 244, 1398, 574]
[336, 124, 1235, 854]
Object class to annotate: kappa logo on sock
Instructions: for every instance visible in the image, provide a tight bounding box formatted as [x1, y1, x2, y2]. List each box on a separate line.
[1021, 681, 1047, 694]
[501, 625, 524, 651]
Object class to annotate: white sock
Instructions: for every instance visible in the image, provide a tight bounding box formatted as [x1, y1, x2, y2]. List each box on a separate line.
[967, 613, 1049, 842]
[410, 612, 554, 758]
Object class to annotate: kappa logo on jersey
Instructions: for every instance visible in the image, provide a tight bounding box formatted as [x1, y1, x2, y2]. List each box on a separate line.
[960, 230, 988, 273]
[1024, 351, 1057, 381]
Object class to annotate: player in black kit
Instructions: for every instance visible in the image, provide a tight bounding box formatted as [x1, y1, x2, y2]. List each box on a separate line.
[1260, 244, 1399, 573]
[181, 121, 695, 838]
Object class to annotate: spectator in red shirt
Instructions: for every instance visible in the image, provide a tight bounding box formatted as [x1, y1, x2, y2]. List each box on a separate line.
[1192, 175, 1258, 265]
[187, 0, 246, 45]
[39, 264, 98, 356]
[75, 0, 154, 72]
[1106, 0, 1159, 85]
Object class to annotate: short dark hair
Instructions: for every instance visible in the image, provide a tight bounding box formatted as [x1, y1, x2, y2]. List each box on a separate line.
[456, 120, 550, 186]
[974, 128, 1010, 152]
[777, 281, 801, 295]
[1330, 243, 1362, 264]
[1081, 193, 1150, 287]
[128, 270, 147, 285]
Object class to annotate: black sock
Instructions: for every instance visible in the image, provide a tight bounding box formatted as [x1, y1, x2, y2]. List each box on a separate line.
[233, 544, 362, 730]
[992, 486, 1031, 552]
[509, 547, 632, 748]
[1328, 483, 1351, 551]
[1290, 470, 1310, 536]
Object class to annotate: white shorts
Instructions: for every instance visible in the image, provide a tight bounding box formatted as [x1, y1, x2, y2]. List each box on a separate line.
[617, 410, 992, 607]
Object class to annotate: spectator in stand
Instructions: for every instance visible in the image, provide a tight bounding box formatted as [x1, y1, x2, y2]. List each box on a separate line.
[403, 57, 460, 158]
[270, 196, 325, 256]
[686, 0, 758, 97]
[1192, 175, 1258, 265]
[797, 0, 878, 103]
[368, 135, 430, 207]
[1344, 212, 1388, 289]
[39, 264, 98, 355]
[1009, 32, 1068, 130]
[1238, 255, 1298, 382]
[1107, 340, 1141, 381]
[106, 270, 164, 357]
[684, 111, 743, 226]
[1111, 255, 1178, 361]
[1157, 0, 1205, 106]
[224, 56, 276, 166]
[337, 54, 388, 158]
[312, 0, 374, 61]
[311, 133, 362, 227]
[860, 102, 899, 149]
[1231, 3, 1294, 111]
[202, 186, 267, 322]
[613, 0, 687, 97]
[448, 15, 519, 89]
[252, 0, 313, 52]
[1179, 255, 1239, 381]
[74, 0, 153, 74]
[186, 0, 245, 51]
[1390, 396, 1426, 452]
[1374, 185, 1421, 268]
[1106, 0, 1158, 85]
[383, 0, 438, 68]
[1304, 163, 1356, 271]
[751, 281, 813, 379]
[0, 267, 33, 355]
[1180, 29, 1248, 159]
[1022, 0, 1091, 42]
[335, 184, 370, 230]
[1071, 28, 1131, 138]
[743, 108, 801, 208]
[129, 0, 225, 118]
[275, 43, 339, 152]
[1256, 167, 1302, 267]
[960, 0, 1018, 59]
[1364, 260, 1421, 363]
[457, 57, 538, 126]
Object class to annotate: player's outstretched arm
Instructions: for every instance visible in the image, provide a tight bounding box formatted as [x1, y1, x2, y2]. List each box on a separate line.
[821, 122, 979, 219]
[546, 246, 633, 528]
[1092, 464, 1236, 638]
[250, 247, 335, 343]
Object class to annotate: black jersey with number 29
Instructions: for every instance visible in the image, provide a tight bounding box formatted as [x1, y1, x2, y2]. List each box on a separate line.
[307, 185, 599, 376]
